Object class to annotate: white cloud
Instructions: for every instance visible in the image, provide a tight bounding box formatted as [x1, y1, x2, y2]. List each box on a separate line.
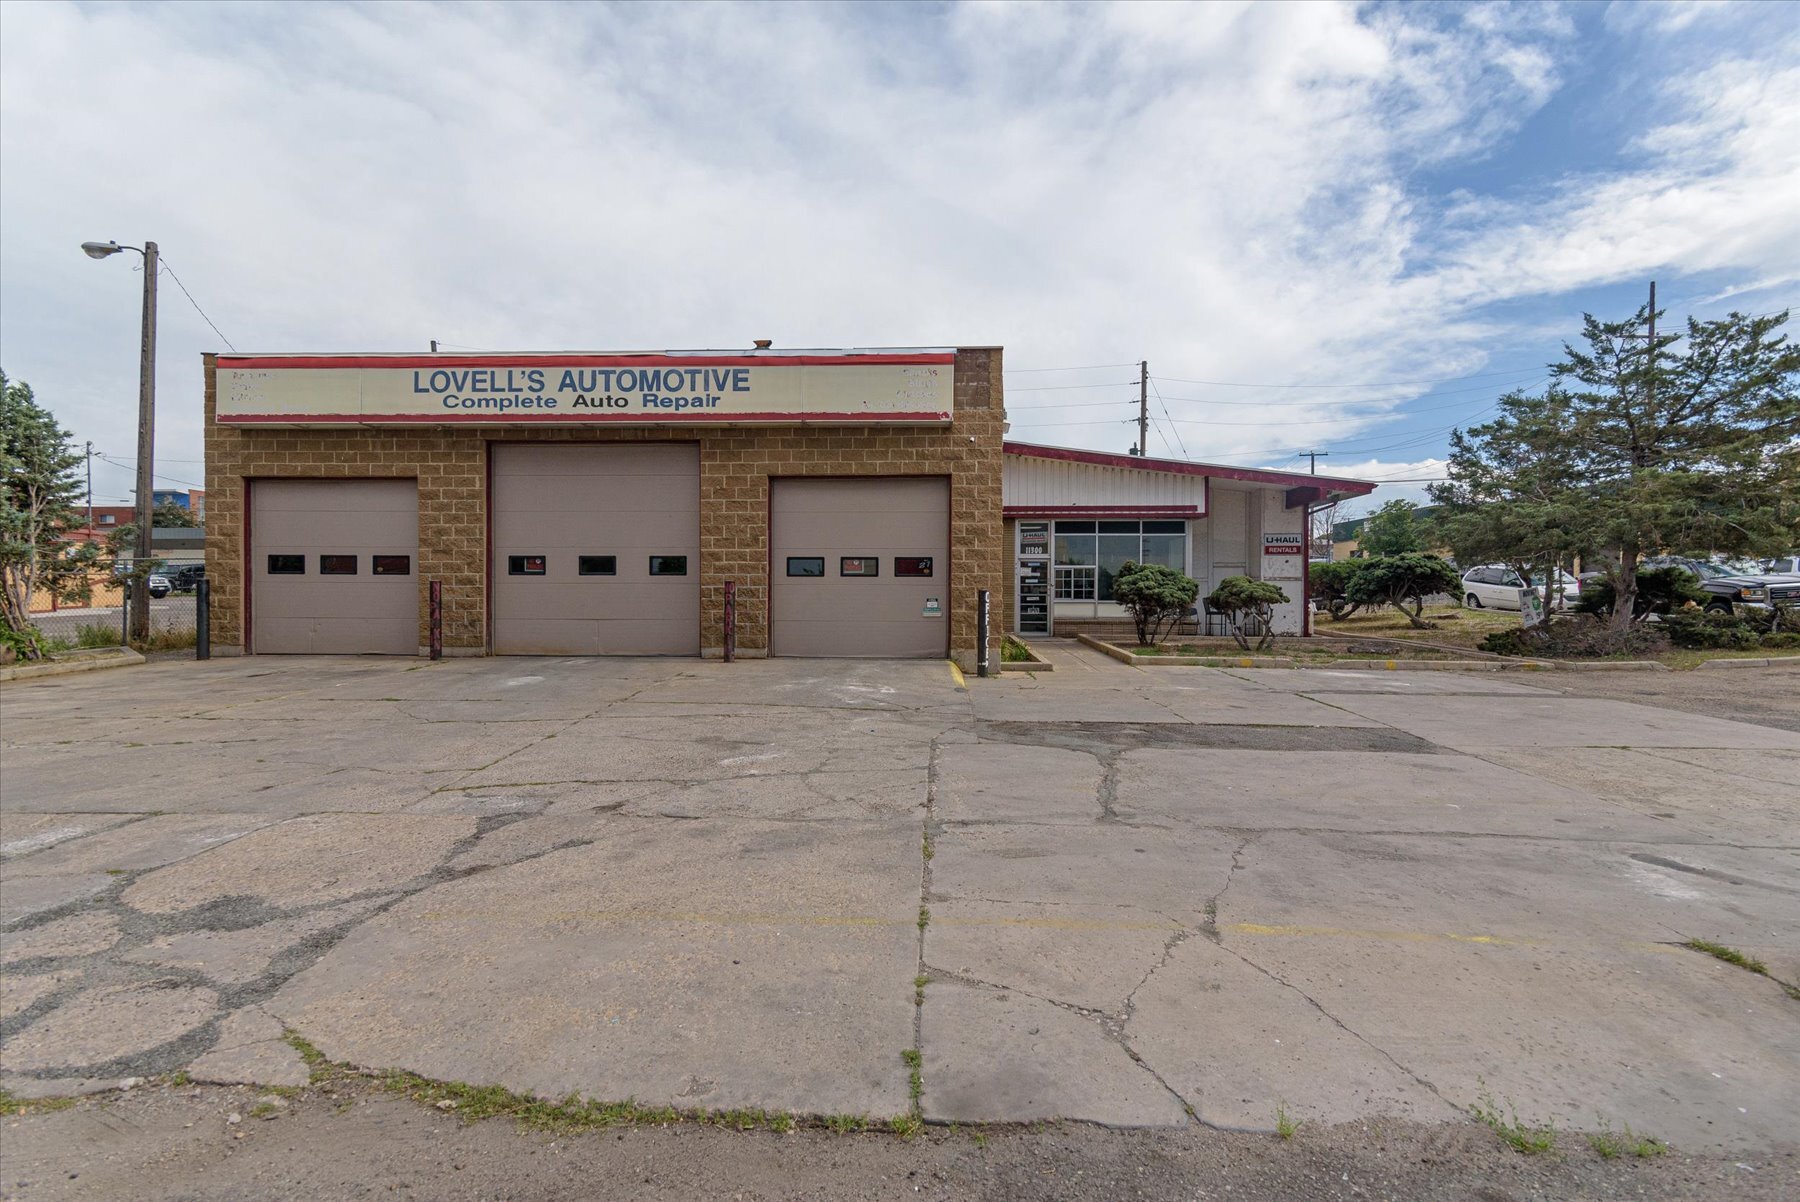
[0, 1, 1792, 506]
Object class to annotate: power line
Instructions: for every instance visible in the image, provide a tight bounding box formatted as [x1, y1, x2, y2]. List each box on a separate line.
[1008, 381, 1139, 392]
[1004, 362, 1138, 374]
[1150, 365, 1552, 390]
[96, 453, 204, 490]
[157, 258, 235, 351]
[1149, 376, 1189, 459]
[1151, 370, 1545, 406]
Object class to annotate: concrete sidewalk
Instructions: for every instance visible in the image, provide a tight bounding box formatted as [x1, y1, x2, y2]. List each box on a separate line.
[2, 651, 1796, 1157]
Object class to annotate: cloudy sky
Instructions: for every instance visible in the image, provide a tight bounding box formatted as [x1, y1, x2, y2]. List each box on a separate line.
[2, 1, 1796, 516]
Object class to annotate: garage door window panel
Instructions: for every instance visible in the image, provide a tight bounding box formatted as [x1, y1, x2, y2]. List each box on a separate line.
[648, 556, 688, 576]
[578, 556, 617, 576]
[840, 557, 879, 577]
[508, 555, 547, 576]
[787, 557, 825, 577]
[320, 555, 358, 575]
[267, 555, 305, 575]
[372, 555, 411, 576]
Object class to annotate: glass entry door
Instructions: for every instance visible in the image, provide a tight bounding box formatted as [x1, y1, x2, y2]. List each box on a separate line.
[1016, 521, 1051, 635]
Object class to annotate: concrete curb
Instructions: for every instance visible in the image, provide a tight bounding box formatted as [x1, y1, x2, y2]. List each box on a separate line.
[1073, 633, 1560, 672]
[1696, 656, 1800, 670]
[1550, 659, 1671, 672]
[0, 647, 146, 683]
[999, 637, 1055, 672]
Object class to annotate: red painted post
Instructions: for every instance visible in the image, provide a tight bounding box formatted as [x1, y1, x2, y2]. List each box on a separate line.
[723, 580, 736, 663]
[429, 580, 442, 660]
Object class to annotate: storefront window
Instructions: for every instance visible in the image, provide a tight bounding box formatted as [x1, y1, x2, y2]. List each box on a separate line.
[1050, 519, 1186, 601]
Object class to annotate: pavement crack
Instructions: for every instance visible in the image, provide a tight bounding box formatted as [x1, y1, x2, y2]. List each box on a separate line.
[1215, 938, 1452, 1109]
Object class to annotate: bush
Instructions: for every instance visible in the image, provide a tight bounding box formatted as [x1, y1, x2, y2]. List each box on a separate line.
[1112, 561, 1200, 647]
[1344, 553, 1461, 628]
[1480, 616, 1668, 659]
[75, 623, 122, 648]
[1573, 566, 1706, 618]
[1661, 610, 1760, 650]
[1308, 560, 1363, 620]
[1205, 575, 1289, 652]
[1758, 631, 1800, 650]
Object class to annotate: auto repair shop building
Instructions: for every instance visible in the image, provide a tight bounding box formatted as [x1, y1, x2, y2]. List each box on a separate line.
[203, 348, 1003, 666]
[999, 443, 1375, 638]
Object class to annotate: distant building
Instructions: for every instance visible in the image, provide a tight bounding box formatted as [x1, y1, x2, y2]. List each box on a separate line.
[1330, 505, 1440, 560]
[152, 489, 206, 517]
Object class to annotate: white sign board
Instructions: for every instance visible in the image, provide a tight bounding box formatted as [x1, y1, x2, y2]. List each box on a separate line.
[1261, 532, 1305, 580]
[1519, 588, 1546, 628]
[216, 352, 954, 426]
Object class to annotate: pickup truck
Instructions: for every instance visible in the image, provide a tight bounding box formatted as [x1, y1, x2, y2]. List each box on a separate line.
[1641, 556, 1800, 615]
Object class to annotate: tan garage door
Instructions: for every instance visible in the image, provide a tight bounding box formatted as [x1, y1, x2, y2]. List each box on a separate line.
[250, 479, 419, 654]
[491, 444, 700, 655]
[770, 477, 949, 658]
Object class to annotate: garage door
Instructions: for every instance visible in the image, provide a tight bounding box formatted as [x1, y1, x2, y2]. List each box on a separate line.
[770, 478, 949, 658]
[250, 479, 419, 654]
[491, 444, 700, 655]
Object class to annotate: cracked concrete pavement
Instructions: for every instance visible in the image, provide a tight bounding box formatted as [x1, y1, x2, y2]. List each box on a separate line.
[1, 645, 1796, 1159]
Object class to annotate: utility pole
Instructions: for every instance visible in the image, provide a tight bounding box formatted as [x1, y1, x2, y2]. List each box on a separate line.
[84, 441, 94, 533]
[1137, 361, 1148, 457]
[1646, 280, 1656, 413]
[1303, 450, 1329, 474]
[132, 241, 158, 643]
[430, 340, 438, 352]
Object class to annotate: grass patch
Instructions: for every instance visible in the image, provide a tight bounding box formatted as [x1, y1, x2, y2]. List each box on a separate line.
[0, 1087, 78, 1115]
[971, 1129, 988, 1149]
[1000, 637, 1034, 664]
[1686, 938, 1769, 976]
[1274, 1101, 1299, 1140]
[283, 1028, 917, 1138]
[1588, 1119, 1666, 1160]
[1472, 1090, 1556, 1155]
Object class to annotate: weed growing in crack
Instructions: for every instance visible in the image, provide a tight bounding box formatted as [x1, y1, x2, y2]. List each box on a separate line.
[1588, 1118, 1666, 1160]
[971, 1130, 988, 1149]
[769, 1112, 795, 1134]
[1685, 938, 1769, 976]
[825, 1113, 869, 1134]
[283, 1031, 331, 1084]
[921, 833, 935, 862]
[902, 1048, 923, 1108]
[0, 1088, 77, 1115]
[914, 973, 929, 1005]
[918, 906, 931, 932]
[891, 1114, 923, 1138]
[1275, 1101, 1299, 1140]
[1472, 1089, 1556, 1155]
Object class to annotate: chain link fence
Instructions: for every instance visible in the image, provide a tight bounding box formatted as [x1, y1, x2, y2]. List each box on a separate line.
[28, 558, 206, 655]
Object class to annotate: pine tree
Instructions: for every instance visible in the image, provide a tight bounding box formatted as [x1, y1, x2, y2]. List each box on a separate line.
[1, 373, 99, 656]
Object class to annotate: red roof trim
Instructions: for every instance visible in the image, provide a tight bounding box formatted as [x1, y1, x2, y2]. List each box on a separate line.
[1003, 505, 1202, 518]
[1003, 441, 1375, 495]
[215, 411, 952, 426]
[216, 353, 956, 370]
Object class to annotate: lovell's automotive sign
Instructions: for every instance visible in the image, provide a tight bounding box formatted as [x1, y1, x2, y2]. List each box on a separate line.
[215, 351, 955, 426]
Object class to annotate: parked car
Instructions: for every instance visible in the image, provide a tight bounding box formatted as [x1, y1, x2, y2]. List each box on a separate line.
[1640, 556, 1800, 615]
[167, 564, 206, 593]
[147, 573, 172, 599]
[1461, 565, 1580, 611]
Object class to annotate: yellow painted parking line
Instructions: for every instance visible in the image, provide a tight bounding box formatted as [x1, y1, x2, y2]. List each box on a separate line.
[947, 660, 966, 688]
[1227, 922, 1540, 947]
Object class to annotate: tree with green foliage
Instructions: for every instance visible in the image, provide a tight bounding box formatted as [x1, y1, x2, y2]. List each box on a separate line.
[1344, 553, 1461, 628]
[1308, 559, 1364, 620]
[2, 373, 100, 657]
[1111, 560, 1199, 647]
[1358, 500, 1425, 556]
[152, 499, 200, 528]
[1432, 306, 1800, 630]
[1572, 565, 1705, 620]
[1205, 575, 1289, 651]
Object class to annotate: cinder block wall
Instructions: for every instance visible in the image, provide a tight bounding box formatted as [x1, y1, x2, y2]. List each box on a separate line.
[204, 348, 1005, 669]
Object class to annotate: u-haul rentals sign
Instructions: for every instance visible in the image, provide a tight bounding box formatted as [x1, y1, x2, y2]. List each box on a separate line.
[214, 351, 955, 426]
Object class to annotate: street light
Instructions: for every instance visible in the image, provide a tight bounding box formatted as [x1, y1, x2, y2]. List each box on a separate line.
[81, 237, 158, 642]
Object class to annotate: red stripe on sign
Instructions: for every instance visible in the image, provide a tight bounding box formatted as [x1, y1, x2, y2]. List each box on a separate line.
[216, 353, 957, 370]
[214, 411, 955, 425]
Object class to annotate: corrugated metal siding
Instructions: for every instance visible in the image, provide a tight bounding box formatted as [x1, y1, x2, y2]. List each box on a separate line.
[1003, 456, 1208, 509]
